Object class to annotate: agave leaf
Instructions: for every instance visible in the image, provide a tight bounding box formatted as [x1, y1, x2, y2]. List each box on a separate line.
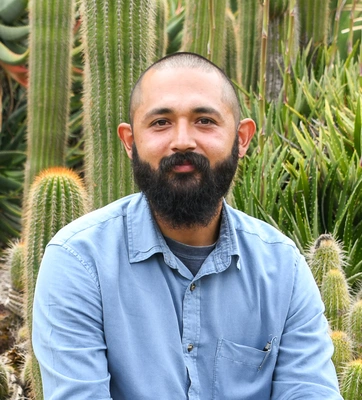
[0, 41, 28, 65]
[0, 0, 28, 24]
[354, 96, 362, 158]
[0, 24, 29, 41]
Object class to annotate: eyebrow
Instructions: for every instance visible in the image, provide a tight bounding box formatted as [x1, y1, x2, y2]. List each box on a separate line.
[142, 106, 224, 122]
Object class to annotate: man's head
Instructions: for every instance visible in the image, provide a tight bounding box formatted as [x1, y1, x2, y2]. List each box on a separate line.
[129, 52, 241, 128]
[118, 52, 256, 229]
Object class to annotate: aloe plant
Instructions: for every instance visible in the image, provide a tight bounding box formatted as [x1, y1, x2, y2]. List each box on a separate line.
[80, 0, 156, 208]
[181, 0, 227, 66]
[24, 0, 76, 193]
[23, 167, 88, 398]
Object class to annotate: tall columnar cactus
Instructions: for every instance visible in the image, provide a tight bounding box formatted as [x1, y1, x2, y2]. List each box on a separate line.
[321, 268, 350, 331]
[297, 0, 331, 47]
[266, 0, 299, 101]
[181, 0, 227, 67]
[306, 233, 345, 287]
[348, 300, 362, 358]
[224, 7, 239, 83]
[330, 331, 353, 377]
[80, 0, 156, 209]
[237, 0, 262, 92]
[154, 0, 169, 60]
[340, 359, 362, 400]
[24, 0, 76, 193]
[23, 167, 88, 398]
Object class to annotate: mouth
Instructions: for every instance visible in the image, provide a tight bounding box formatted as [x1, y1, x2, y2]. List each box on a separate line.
[172, 160, 196, 173]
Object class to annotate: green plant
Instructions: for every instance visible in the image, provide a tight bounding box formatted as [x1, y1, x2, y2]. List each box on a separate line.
[306, 234, 345, 288]
[340, 359, 362, 399]
[80, 0, 157, 209]
[181, 0, 227, 66]
[154, 0, 169, 60]
[23, 167, 88, 398]
[24, 0, 76, 193]
[321, 268, 351, 331]
[0, 362, 9, 399]
[330, 330, 353, 377]
[348, 300, 362, 358]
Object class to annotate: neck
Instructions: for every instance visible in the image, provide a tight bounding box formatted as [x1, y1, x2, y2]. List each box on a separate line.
[154, 202, 223, 246]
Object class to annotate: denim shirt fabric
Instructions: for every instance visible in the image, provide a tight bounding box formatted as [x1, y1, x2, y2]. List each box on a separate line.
[32, 193, 342, 400]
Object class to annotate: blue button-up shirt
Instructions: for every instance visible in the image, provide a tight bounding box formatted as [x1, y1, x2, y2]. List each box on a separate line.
[33, 193, 342, 399]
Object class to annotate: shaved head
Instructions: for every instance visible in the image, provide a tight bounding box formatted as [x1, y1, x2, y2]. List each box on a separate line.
[129, 52, 241, 127]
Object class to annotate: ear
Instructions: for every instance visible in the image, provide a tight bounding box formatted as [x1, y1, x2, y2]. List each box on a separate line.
[237, 118, 256, 158]
[118, 123, 133, 159]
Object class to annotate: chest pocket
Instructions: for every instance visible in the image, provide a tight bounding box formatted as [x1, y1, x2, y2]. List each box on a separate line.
[212, 337, 278, 400]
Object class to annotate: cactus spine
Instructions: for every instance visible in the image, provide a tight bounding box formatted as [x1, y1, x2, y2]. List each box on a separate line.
[80, 0, 156, 209]
[340, 359, 362, 400]
[0, 362, 9, 399]
[24, 0, 75, 193]
[330, 331, 353, 376]
[348, 300, 362, 358]
[307, 234, 345, 287]
[23, 167, 88, 398]
[182, 0, 227, 67]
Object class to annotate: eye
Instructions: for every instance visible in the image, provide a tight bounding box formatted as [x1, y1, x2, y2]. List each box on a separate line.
[197, 118, 214, 125]
[151, 119, 169, 127]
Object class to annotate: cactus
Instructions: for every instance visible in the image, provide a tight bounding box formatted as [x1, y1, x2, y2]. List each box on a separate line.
[321, 268, 350, 331]
[224, 7, 239, 83]
[348, 300, 362, 358]
[297, 0, 331, 47]
[237, 0, 262, 92]
[306, 233, 345, 287]
[181, 0, 227, 67]
[330, 331, 353, 377]
[0, 362, 9, 398]
[24, 0, 76, 193]
[340, 359, 362, 400]
[154, 0, 169, 60]
[7, 240, 24, 293]
[23, 167, 88, 398]
[80, 0, 156, 209]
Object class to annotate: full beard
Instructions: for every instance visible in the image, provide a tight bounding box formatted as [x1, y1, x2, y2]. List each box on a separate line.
[131, 136, 239, 229]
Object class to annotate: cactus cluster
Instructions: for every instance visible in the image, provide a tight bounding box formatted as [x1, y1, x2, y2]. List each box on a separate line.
[23, 167, 88, 399]
[308, 234, 362, 397]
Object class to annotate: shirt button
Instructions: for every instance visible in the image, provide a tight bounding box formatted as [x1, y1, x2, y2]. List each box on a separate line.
[187, 344, 194, 352]
[190, 283, 196, 291]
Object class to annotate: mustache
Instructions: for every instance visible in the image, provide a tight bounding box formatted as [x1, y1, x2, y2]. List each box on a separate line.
[159, 152, 210, 173]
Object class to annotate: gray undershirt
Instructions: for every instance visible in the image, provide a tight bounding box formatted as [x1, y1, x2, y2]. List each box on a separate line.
[164, 236, 216, 276]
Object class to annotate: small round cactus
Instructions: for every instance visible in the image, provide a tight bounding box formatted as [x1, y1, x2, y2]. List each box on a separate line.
[330, 331, 353, 377]
[307, 234, 345, 287]
[340, 359, 362, 400]
[321, 268, 350, 331]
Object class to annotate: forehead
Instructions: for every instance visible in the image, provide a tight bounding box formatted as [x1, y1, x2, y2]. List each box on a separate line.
[137, 67, 226, 110]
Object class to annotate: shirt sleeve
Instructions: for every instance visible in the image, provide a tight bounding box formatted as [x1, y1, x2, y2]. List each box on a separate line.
[271, 254, 343, 400]
[32, 243, 112, 400]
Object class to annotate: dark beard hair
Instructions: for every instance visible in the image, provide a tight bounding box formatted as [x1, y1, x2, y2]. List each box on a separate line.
[131, 136, 239, 229]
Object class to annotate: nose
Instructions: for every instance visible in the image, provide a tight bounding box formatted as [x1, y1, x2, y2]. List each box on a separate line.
[170, 121, 197, 153]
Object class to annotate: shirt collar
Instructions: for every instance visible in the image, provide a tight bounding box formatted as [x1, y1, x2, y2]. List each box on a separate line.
[127, 193, 241, 271]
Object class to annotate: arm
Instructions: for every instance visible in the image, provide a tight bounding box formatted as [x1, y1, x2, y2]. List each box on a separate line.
[271, 255, 342, 400]
[32, 243, 112, 400]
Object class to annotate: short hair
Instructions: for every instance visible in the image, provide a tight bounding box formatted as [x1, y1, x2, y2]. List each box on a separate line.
[129, 52, 241, 126]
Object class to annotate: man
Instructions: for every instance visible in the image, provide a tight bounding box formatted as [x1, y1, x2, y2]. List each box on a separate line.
[33, 52, 342, 399]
